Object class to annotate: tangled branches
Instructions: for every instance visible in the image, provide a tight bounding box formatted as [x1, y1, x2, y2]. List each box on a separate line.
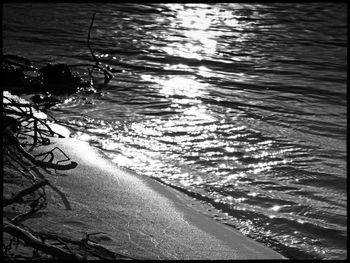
[2, 13, 121, 106]
[3, 93, 76, 259]
[4, 94, 63, 146]
[3, 93, 134, 260]
[2, 12, 134, 260]
[3, 225, 134, 260]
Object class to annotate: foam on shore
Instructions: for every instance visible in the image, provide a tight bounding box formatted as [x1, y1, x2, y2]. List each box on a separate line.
[25, 136, 285, 259]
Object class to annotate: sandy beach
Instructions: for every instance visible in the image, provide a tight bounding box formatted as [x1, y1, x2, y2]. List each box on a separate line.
[3, 91, 285, 259]
[5, 135, 285, 260]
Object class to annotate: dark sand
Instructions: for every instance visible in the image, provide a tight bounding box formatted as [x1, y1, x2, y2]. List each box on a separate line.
[20, 136, 285, 260]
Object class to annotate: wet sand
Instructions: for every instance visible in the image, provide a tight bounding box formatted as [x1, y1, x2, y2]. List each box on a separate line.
[23, 136, 285, 259]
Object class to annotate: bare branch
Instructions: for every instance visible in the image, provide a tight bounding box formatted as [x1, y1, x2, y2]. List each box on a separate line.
[3, 223, 80, 260]
[88, 13, 98, 65]
[3, 179, 48, 207]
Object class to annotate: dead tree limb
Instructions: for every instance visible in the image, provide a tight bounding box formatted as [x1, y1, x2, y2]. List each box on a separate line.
[6, 131, 78, 171]
[3, 12, 116, 91]
[30, 166, 72, 210]
[86, 13, 113, 84]
[3, 179, 48, 207]
[20, 146, 78, 170]
[3, 222, 80, 260]
[10, 188, 47, 225]
[88, 13, 98, 66]
[4, 145, 35, 176]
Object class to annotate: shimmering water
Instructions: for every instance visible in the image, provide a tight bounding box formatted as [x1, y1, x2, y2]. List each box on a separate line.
[3, 3, 347, 259]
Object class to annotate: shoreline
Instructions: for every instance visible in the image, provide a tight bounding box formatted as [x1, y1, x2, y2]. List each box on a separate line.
[3, 91, 285, 259]
[22, 136, 285, 259]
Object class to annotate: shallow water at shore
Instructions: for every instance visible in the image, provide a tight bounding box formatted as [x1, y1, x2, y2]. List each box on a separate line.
[3, 3, 347, 259]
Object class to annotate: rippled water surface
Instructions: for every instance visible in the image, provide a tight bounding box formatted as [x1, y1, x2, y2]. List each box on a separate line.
[3, 3, 347, 259]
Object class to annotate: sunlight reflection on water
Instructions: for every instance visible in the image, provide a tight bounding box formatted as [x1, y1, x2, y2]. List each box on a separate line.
[4, 2, 346, 259]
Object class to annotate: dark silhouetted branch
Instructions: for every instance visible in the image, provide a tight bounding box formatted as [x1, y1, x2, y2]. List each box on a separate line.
[88, 13, 98, 66]
[3, 179, 48, 207]
[3, 222, 80, 260]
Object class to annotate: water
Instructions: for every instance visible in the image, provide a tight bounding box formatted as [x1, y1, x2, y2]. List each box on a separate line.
[3, 3, 347, 259]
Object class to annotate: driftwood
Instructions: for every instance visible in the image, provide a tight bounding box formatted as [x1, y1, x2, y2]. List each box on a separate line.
[88, 13, 98, 66]
[5, 129, 77, 171]
[3, 95, 64, 143]
[20, 144, 78, 171]
[2, 13, 118, 100]
[30, 165, 72, 211]
[4, 146, 36, 181]
[9, 192, 47, 225]
[3, 179, 48, 207]
[34, 231, 134, 260]
[2, 13, 135, 260]
[3, 222, 81, 260]
[2, 94, 134, 260]
[3, 223, 135, 260]
[3, 93, 79, 258]
[76, 12, 113, 84]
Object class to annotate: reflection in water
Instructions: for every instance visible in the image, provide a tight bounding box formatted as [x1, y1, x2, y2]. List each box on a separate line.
[163, 4, 219, 60]
[154, 76, 209, 99]
[4, 2, 346, 260]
